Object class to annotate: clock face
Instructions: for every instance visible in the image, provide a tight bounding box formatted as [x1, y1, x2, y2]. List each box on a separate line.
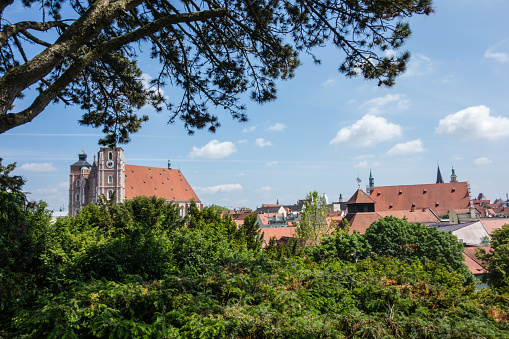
[106, 160, 114, 168]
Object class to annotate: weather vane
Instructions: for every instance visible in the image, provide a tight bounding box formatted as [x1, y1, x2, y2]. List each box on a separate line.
[356, 174, 362, 188]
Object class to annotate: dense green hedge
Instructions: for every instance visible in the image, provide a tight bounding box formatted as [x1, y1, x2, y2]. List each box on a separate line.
[1, 192, 508, 338]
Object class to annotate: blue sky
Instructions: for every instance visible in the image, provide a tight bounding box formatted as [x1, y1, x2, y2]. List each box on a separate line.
[2, 0, 509, 212]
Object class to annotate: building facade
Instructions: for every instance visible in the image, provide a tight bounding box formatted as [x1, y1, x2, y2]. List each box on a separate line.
[69, 147, 201, 216]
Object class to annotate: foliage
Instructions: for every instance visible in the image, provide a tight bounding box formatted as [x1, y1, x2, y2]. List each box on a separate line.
[3, 182, 509, 337]
[477, 224, 509, 292]
[310, 230, 371, 263]
[311, 216, 473, 284]
[365, 216, 471, 281]
[297, 191, 332, 245]
[206, 204, 231, 212]
[0, 0, 432, 143]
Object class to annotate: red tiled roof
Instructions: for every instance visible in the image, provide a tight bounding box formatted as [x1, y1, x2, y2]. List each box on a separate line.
[370, 182, 470, 216]
[463, 246, 490, 275]
[481, 219, 509, 235]
[124, 164, 200, 203]
[345, 212, 382, 234]
[346, 189, 376, 205]
[377, 209, 440, 224]
[261, 227, 297, 246]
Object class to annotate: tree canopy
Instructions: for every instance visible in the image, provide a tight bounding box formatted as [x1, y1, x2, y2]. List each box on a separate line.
[0, 0, 432, 144]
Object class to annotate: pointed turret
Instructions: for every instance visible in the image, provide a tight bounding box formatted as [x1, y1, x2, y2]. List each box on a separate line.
[436, 165, 444, 184]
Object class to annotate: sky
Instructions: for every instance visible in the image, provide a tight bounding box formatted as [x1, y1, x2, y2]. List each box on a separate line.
[2, 0, 509, 212]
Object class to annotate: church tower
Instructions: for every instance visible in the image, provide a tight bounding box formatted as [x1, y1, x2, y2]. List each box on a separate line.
[69, 150, 91, 216]
[95, 147, 125, 204]
[450, 167, 458, 182]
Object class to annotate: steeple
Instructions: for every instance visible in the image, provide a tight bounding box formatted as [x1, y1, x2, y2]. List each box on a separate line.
[436, 164, 444, 184]
[450, 167, 457, 183]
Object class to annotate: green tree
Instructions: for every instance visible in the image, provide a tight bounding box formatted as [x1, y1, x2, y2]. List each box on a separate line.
[297, 191, 332, 245]
[365, 216, 472, 283]
[477, 224, 509, 292]
[0, 0, 432, 143]
[240, 213, 263, 251]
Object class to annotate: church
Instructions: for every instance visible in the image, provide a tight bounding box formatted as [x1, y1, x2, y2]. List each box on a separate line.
[68, 147, 201, 217]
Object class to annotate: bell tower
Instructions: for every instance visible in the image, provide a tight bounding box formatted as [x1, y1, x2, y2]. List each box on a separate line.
[96, 147, 125, 204]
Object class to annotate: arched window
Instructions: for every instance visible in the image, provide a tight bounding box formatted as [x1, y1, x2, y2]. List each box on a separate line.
[76, 179, 80, 187]
[108, 190, 114, 199]
[76, 194, 80, 202]
[108, 152, 113, 160]
[108, 175, 113, 183]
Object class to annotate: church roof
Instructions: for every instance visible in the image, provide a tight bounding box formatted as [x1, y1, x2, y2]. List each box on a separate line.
[124, 164, 200, 203]
[346, 189, 375, 205]
[370, 182, 470, 216]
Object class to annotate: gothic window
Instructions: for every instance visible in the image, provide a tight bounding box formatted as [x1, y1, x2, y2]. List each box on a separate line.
[108, 175, 113, 183]
[76, 179, 80, 187]
[108, 152, 113, 160]
[108, 190, 113, 199]
[76, 194, 80, 202]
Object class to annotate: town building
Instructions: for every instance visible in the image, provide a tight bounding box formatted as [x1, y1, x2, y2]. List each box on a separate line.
[69, 147, 201, 216]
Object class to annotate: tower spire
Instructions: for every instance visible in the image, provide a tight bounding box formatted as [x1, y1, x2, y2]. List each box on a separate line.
[436, 164, 444, 184]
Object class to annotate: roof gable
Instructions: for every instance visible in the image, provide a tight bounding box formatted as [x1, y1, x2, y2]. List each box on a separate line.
[346, 189, 375, 205]
[124, 164, 200, 203]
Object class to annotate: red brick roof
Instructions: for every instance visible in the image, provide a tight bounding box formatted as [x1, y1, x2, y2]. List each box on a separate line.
[346, 189, 376, 205]
[377, 210, 440, 224]
[370, 182, 470, 216]
[463, 246, 490, 275]
[481, 219, 508, 235]
[261, 227, 297, 246]
[124, 164, 200, 203]
[345, 212, 382, 234]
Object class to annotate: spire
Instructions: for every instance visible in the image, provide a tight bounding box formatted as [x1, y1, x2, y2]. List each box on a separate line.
[436, 164, 444, 184]
[369, 169, 374, 188]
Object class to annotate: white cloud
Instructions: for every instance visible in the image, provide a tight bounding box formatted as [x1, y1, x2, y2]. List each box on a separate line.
[238, 139, 247, 144]
[31, 181, 68, 210]
[267, 123, 287, 131]
[384, 49, 397, 58]
[243, 125, 257, 132]
[194, 183, 243, 194]
[255, 138, 273, 147]
[355, 154, 375, 160]
[386, 139, 427, 156]
[354, 160, 368, 168]
[321, 78, 336, 87]
[266, 161, 278, 166]
[189, 140, 237, 159]
[141, 73, 167, 99]
[435, 105, 509, 140]
[402, 53, 433, 77]
[19, 162, 58, 172]
[474, 157, 492, 165]
[258, 186, 272, 192]
[360, 93, 410, 115]
[330, 115, 402, 147]
[484, 39, 509, 63]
